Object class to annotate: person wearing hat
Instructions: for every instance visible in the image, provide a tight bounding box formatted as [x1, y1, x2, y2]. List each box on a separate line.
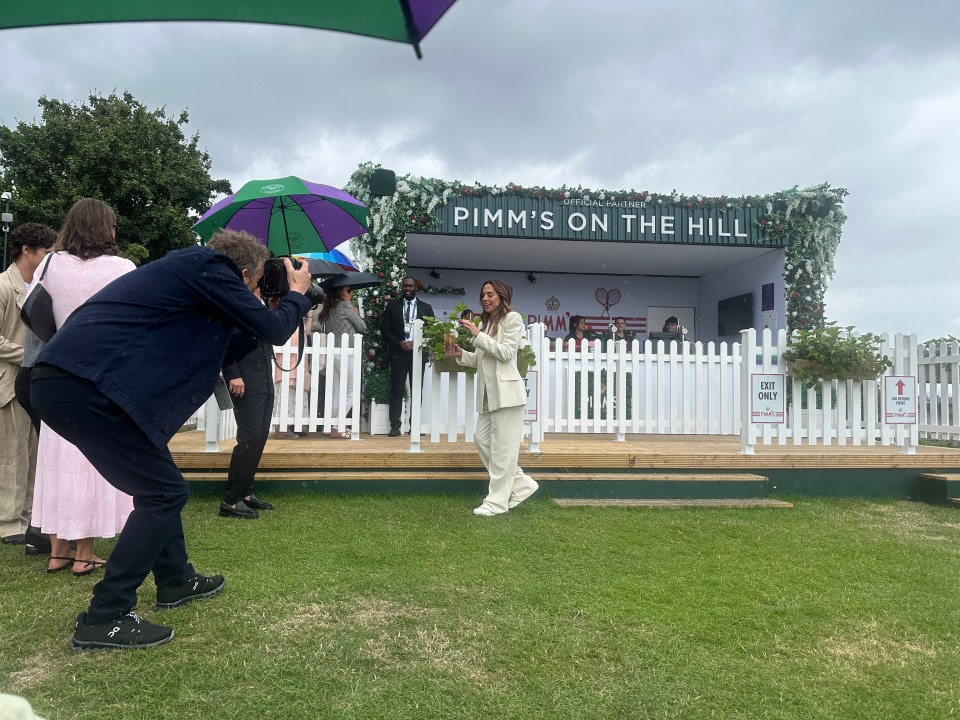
[661, 316, 686, 341]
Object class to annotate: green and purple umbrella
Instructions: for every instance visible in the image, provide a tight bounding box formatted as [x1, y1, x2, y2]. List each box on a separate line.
[0, 1, 460, 58]
[193, 176, 369, 257]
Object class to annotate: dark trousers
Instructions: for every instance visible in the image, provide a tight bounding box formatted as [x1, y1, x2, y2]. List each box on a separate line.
[224, 390, 272, 504]
[388, 355, 427, 428]
[14, 365, 40, 434]
[31, 368, 194, 624]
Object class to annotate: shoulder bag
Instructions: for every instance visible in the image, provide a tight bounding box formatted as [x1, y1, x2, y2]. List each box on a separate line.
[20, 254, 57, 342]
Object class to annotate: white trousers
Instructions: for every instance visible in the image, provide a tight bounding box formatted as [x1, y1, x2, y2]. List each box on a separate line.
[474, 404, 537, 513]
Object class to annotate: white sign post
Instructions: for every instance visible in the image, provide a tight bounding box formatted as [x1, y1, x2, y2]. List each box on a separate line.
[750, 373, 785, 424]
[883, 376, 917, 425]
[883, 375, 918, 454]
[524, 370, 539, 424]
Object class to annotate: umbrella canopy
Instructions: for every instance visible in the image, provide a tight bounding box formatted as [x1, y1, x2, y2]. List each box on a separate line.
[321, 272, 381, 292]
[192, 176, 369, 257]
[300, 249, 358, 272]
[0, 1, 460, 58]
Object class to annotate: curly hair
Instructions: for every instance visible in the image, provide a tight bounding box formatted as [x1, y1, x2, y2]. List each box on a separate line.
[9, 222, 57, 261]
[206, 229, 270, 274]
[57, 198, 120, 260]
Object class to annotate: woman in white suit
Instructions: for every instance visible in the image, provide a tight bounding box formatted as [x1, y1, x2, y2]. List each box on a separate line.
[446, 280, 539, 516]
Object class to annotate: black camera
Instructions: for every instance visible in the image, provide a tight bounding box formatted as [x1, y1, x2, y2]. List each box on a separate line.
[258, 256, 325, 307]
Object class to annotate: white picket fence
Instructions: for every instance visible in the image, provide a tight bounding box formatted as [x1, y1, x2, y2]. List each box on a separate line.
[918, 339, 959, 440]
[195, 323, 960, 452]
[197, 332, 364, 451]
[739, 328, 922, 452]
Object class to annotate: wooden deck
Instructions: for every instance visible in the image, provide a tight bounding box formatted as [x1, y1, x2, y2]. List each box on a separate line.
[171, 431, 960, 472]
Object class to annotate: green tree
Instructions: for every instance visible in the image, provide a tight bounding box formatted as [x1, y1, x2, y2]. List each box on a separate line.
[0, 91, 231, 263]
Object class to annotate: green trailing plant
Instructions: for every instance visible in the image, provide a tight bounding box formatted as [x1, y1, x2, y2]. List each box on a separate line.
[516, 344, 537, 379]
[422, 301, 477, 376]
[782, 322, 893, 382]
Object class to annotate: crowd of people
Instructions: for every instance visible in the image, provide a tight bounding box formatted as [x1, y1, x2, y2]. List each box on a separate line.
[1, 198, 544, 651]
[562, 314, 682, 347]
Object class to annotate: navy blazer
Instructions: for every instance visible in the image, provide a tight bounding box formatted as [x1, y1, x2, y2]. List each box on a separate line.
[380, 295, 434, 360]
[38, 246, 311, 448]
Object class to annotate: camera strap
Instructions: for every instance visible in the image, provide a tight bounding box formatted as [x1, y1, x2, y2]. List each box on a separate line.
[272, 323, 307, 373]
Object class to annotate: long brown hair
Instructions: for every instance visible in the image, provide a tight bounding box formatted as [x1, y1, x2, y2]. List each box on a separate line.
[316, 285, 350, 325]
[478, 279, 513, 336]
[57, 198, 120, 259]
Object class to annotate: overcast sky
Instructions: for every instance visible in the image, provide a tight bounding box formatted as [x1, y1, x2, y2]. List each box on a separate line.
[2, 0, 958, 341]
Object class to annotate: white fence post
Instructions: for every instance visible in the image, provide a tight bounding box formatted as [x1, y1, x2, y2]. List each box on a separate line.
[409, 318, 423, 453]
[739, 328, 756, 454]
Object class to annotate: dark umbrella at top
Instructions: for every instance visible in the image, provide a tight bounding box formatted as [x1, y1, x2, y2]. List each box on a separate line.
[0, 1, 460, 58]
[320, 272, 381, 293]
[192, 176, 369, 257]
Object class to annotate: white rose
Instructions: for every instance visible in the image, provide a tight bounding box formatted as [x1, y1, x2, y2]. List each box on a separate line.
[598, 193, 606, 200]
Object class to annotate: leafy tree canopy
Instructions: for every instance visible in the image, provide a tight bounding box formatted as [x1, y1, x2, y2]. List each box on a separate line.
[0, 91, 231, 263]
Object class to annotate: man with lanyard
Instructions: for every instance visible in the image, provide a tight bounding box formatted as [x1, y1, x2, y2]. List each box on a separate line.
[380, 276, 434, 436]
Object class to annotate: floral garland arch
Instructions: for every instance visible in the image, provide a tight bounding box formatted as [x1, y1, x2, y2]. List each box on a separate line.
[344, 162, 847, 402]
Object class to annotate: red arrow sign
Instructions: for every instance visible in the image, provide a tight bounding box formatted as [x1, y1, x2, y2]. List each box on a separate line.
[895, 379, 906, 394]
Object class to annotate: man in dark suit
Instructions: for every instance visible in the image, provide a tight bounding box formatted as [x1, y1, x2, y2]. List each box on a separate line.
[31, 229, 313, 651]
[380, 276, 434, 436]
[220, 336, 275, 520]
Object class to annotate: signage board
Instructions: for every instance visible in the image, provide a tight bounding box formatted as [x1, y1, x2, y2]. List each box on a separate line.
[750, 373, 785, 424]
[428, 196, 781, 247]
[883, 376, 917, 425]
[524, 370, 539, 423]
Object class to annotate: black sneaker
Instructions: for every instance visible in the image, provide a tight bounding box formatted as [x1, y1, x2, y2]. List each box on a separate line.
[244, 494, 273, 510]
[156, 573, 225, 610]
[70, 612, 174, 651]
[387, 427, 401, 437]
[219, 500, 258, 519]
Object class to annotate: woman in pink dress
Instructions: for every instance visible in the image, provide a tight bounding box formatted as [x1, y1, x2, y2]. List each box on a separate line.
[31, 199, 136, 576]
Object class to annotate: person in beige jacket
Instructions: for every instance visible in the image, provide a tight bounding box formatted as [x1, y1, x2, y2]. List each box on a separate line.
[0, 224, 53, 544]
[447, 279, 539, 516]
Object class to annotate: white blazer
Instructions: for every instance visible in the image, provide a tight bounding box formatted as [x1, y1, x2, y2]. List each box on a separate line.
[457, 311, 525, 412]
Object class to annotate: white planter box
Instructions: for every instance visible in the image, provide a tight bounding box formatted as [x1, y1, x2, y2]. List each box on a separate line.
[369, 401, 392, 435]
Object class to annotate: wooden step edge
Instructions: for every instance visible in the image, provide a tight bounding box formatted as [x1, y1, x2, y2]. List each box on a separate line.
[920, 473, 960, 481]
[537, 473, 769, 482]
[554, 499, 793, 508]
[180, 471, 769, 483]
[183, 472, 491, 482]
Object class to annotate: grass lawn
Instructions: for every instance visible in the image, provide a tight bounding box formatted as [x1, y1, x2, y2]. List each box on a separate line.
[2, 494, 959, 719]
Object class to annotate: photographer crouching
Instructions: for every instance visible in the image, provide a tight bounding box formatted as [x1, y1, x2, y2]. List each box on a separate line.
[30, 228, 315, 651]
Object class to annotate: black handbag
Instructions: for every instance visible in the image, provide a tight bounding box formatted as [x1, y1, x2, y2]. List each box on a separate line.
[20, 254, 57, 342]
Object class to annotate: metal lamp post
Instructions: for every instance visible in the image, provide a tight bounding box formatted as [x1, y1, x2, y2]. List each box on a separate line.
[1, 191, 12, 268]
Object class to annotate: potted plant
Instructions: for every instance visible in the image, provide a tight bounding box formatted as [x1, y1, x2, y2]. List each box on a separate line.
[782, 322, 893, 382]
[420, 302, 538, 378]
[421, 302, 477, 375]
